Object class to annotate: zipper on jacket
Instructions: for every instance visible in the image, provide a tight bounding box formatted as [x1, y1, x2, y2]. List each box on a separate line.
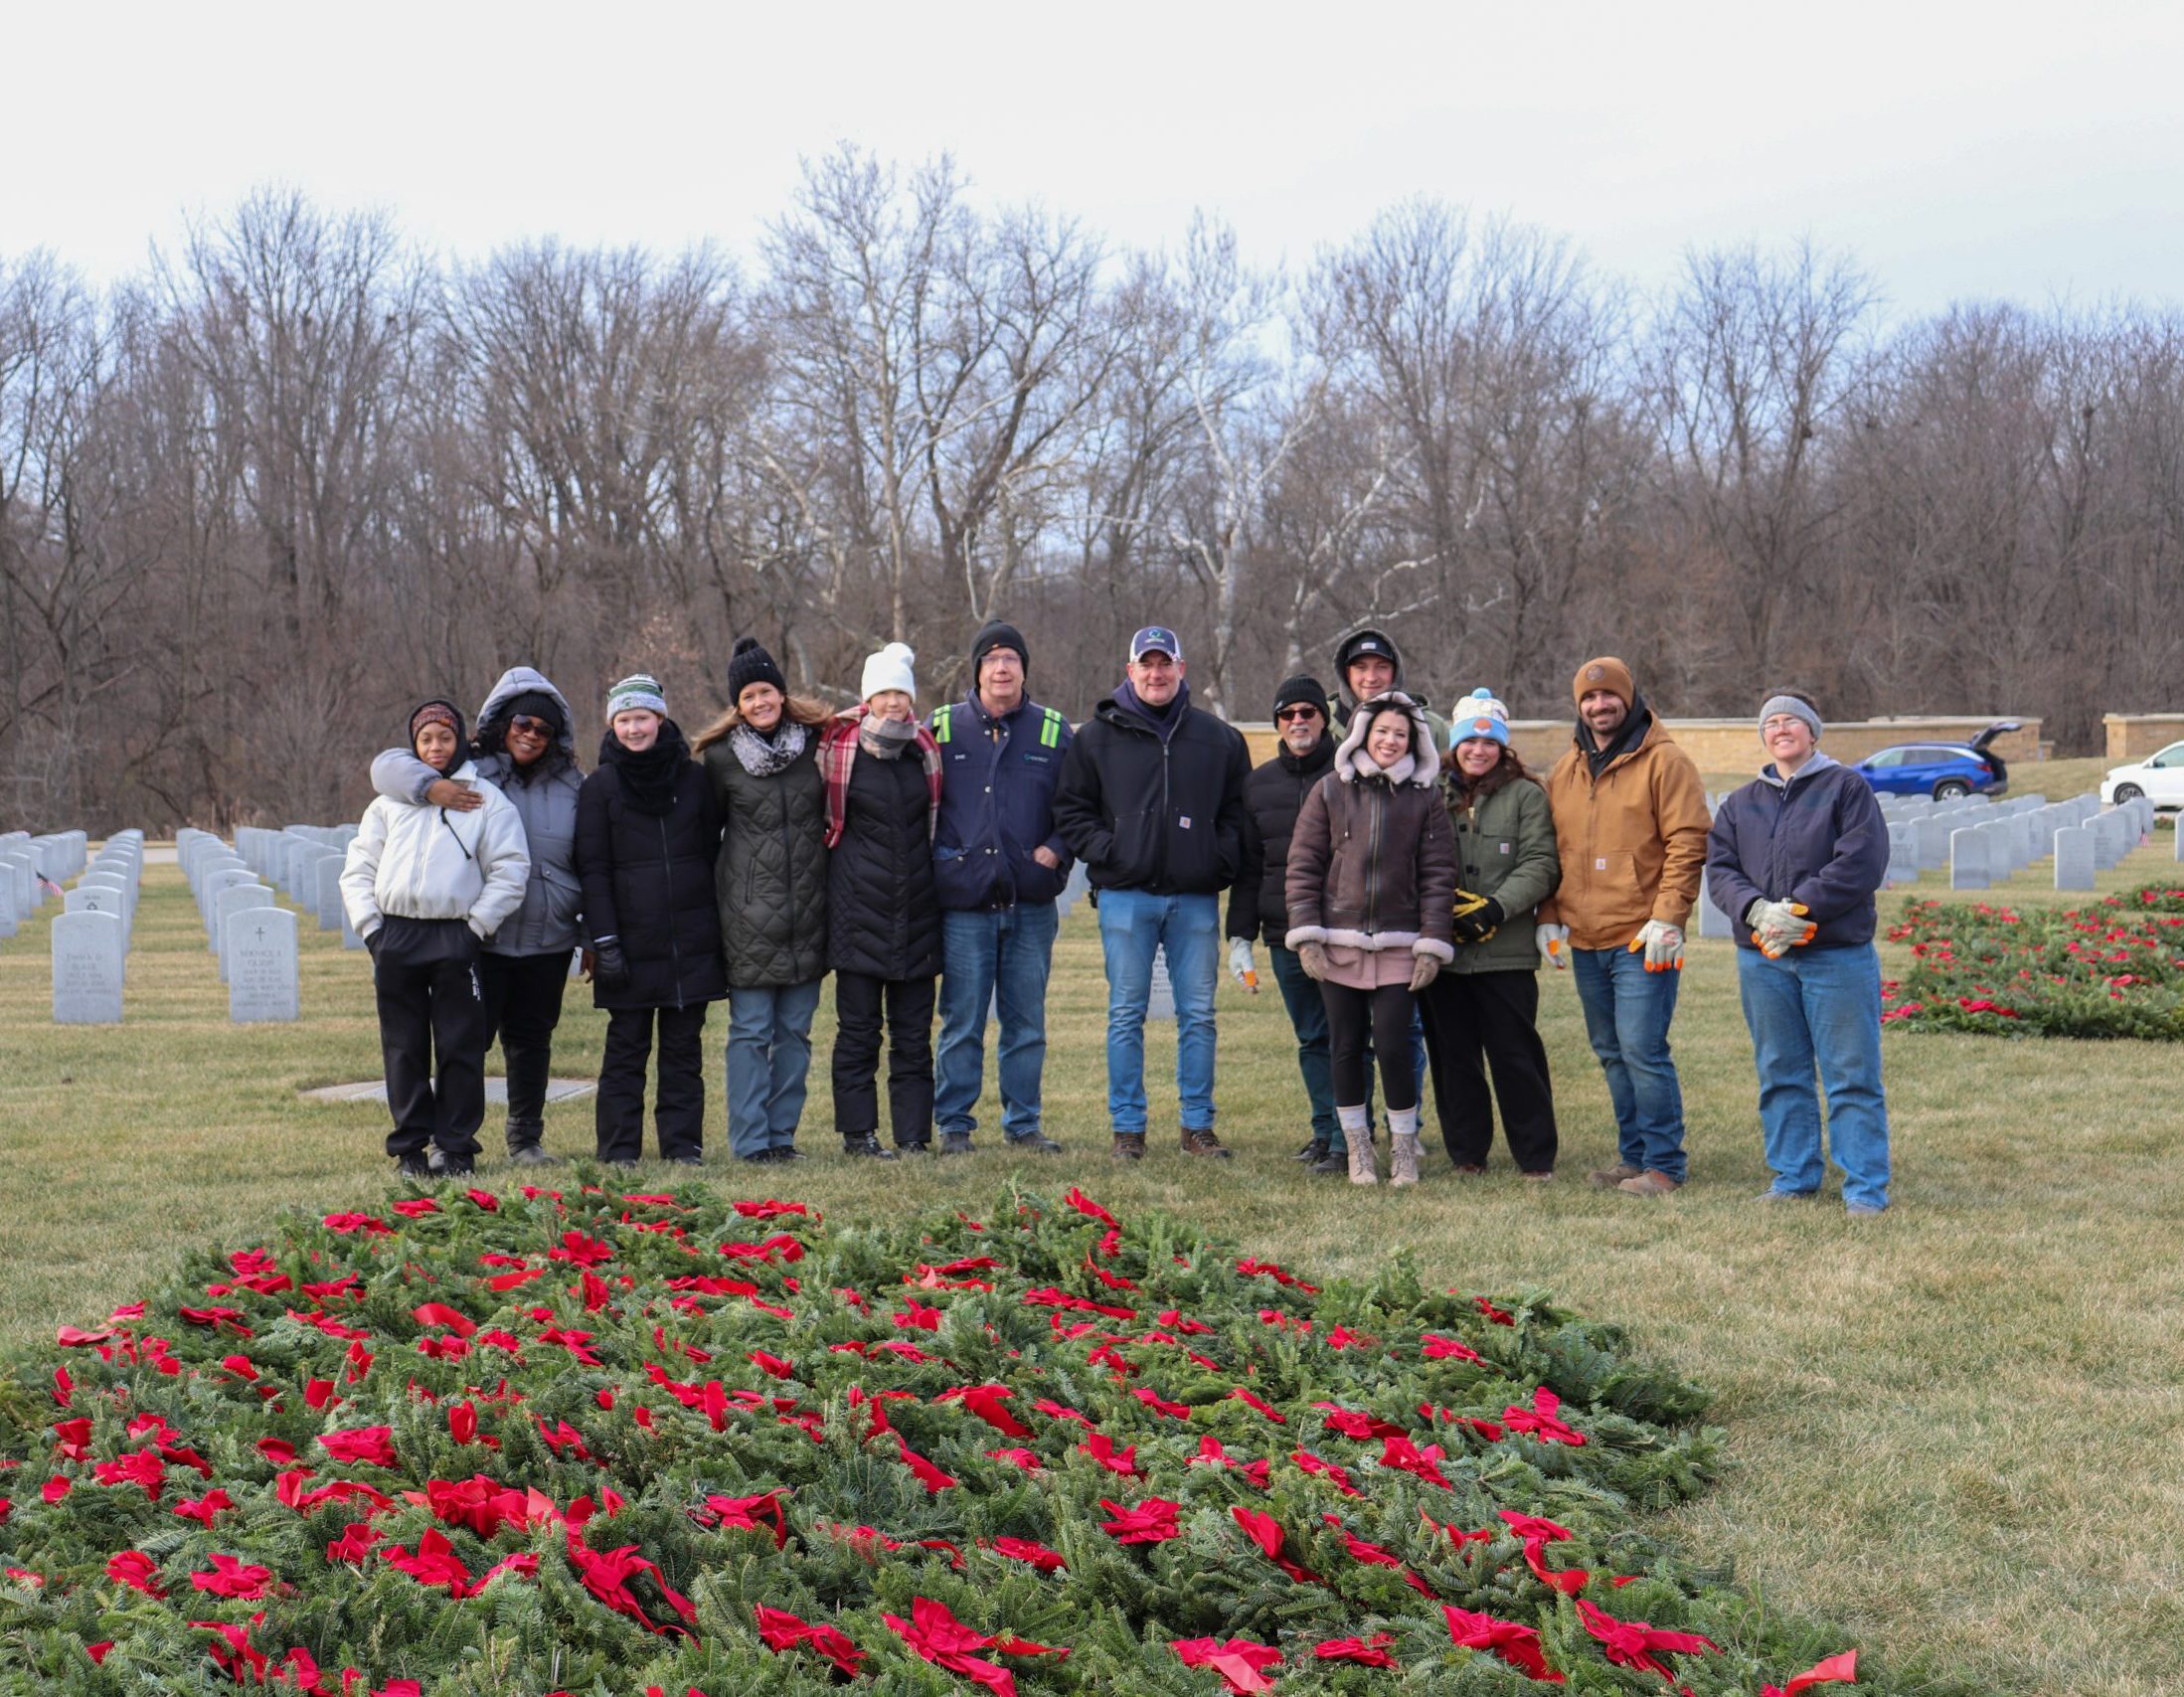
[1365, 780, 1383, 937]
[659, 812, 685, 1011]
[1160, 740, 1171, 890]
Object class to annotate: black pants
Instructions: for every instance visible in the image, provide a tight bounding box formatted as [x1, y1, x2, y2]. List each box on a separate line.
[372, 917, 488, 1162]
[1421, 969, 1559, 1173]
[833, 971, 936, 1147]
[596, 1003, 709, 1163]
[480, 950, 571, 1148]
[1322, 982, 1420, 1113]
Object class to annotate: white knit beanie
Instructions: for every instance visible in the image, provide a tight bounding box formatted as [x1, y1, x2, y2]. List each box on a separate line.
[860, 642, 918, 704]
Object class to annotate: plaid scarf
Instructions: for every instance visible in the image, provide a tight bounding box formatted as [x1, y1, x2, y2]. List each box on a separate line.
[820, 707, 941, 849]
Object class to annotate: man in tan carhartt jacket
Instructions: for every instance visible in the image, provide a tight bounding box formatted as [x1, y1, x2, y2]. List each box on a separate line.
[1534, 656, 1711, 1198]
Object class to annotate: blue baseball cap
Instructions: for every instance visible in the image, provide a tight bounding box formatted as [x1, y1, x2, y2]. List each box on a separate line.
[1129, 625, 1182, 662]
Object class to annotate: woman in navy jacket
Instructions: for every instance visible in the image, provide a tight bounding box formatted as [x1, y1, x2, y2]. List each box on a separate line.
[1705, 692, 1892, 1215]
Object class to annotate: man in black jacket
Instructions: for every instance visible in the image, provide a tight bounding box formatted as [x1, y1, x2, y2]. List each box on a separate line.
[1054, 626, 1253, 1162]
[1225, 674, 1347, 1175]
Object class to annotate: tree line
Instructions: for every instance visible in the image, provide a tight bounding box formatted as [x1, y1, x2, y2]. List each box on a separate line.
[4, 149, 2179, 829]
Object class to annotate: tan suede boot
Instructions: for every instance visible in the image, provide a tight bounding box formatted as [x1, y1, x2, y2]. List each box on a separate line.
[1338, 1106, 1377, 1186]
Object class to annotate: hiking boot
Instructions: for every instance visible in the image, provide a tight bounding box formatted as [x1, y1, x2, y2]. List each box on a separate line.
[1009, 1132, 1065, 1154]
[1306, 1148, 1348, 1176]
[1347, 1138, 1380, 1186]
[1293, 1137, 1326, 1163]
[842, 1133, 897, 1160]
[508, 1143, 562, 1167]
[938, 1130, 975, 1156]
[1615, 1169, 1683, 1197]
[1179, 1127, 1232, 1159]
[1587, 1162, 1642, 1188]
[1389, 1133, 1421, 1188]
[895, 1140, 931, 1154]
[1110, 1131, 1147, 1162]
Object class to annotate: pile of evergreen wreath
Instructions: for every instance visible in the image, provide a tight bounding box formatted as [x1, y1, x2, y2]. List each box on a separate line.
[1885, 883, 2184, 1039]
[0, 1180, 1894, 1693]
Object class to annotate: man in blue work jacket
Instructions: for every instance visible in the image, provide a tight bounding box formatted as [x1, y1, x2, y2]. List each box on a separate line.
[928, 620, 1075, 1155]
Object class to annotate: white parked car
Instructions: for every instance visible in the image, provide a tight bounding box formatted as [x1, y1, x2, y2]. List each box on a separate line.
[2100, 741, 2184, 809]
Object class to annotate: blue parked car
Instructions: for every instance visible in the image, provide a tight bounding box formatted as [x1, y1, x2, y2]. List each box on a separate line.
[1854, 723, 2017, 799]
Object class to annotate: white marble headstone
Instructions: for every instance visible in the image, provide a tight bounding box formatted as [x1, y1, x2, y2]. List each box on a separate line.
[227, 906, 299, 1022]
[53, 909, 124, 1024]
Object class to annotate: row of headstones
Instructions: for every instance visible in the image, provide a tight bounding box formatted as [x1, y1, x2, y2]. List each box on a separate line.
[172, 827, 319, 1023]
[50, 832, 143, 1023]
[0, 828, 88, 940]
[1953, 793, 2152, 891]
[233, 823, 362, 945]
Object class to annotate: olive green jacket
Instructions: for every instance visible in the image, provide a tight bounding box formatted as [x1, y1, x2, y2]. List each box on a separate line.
[1442, 770, 1561, 974]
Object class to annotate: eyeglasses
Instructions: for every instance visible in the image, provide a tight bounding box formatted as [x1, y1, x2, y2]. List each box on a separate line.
[1275, 707, 1321, 724]
[508, 716, 555, 738]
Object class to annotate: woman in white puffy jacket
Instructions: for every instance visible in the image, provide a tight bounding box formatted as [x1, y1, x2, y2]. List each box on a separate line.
[341, 699, 530, 1178]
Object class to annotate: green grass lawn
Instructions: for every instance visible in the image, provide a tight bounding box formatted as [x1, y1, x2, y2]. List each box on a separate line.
[3, 841, 2182, 1694]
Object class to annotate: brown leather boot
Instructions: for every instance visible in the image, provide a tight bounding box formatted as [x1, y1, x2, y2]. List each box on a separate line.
[1179, 1127, 1232, 1159]
[1587, 1162, 1642, 1188]
[1110, 1131, 1147, 1162]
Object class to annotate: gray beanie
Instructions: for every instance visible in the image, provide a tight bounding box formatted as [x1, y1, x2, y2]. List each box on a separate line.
[1759, 694, 1823, 741]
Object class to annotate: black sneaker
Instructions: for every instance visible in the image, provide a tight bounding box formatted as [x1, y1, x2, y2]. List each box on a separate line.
[1306, 1149, 1348, 1176]
[1008, 1133, 1064, 1154]
[605, 1157, 639, 1172]
[508, 1144, 562, 1167]
[440, 1159, 476, 1179]
[769, 1146, 806, 1163]
[895, 1140, 931, 1154]
[842, 1134, 898, 1159]
[1293, 1137, 1330, 1165]
[1179, 1127, 1232, 1159]
[667, 1154, 704, 1167]
[395, 1155, 433, 1180]
[938, 1131, 974, 1155]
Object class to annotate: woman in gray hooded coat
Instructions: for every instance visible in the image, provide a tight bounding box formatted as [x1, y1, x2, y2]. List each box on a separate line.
[370, 665, 585, 1164]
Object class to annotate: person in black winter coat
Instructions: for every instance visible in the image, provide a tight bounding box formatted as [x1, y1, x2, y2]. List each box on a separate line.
[1052, 624, 1252, 1163]
[575, 673, 727, 1167]
[693, 636, 835, 1163]
[1225, 675, 1351, 1175]
[821, 643, 944, 1157]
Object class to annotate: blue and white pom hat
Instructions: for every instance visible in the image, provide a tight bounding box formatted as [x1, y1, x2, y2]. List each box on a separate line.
[1450, 687, 1510, 748]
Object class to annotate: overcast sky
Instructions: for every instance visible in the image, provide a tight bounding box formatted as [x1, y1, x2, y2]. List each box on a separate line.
[9, 0, 2178, 321]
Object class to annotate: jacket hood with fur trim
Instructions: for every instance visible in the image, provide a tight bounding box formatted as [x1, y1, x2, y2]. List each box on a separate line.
[1333, 692, 1439, 788]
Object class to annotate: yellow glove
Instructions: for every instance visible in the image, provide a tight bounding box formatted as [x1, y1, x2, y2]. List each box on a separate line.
[1450, 887, 1500, 944]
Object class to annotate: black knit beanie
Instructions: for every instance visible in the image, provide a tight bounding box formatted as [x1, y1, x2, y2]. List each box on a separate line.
[971, 618, 1029, 680]
[1271, 674, 1329, 719]
[728, 635, 787, 703]
[503, 690, 565, 734]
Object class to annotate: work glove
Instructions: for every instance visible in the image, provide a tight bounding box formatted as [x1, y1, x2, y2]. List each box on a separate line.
[1409, 949, 1443, 994]
[1628, 919, 1686, 972]
[1535, 923, 1570, 969]
[1296, 940, 1331, 982]
[591, 935, 631, 991]
[1228, 936, 1260, 992]
[1450, 891, 1504, 944]
[1746, 898, 1817, 958]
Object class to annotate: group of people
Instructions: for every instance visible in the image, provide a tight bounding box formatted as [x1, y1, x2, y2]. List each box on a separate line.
[338, 619, 1893, 1215]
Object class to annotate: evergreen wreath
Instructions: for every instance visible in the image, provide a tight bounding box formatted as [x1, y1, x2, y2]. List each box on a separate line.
[0, 1180, 1932, 1693]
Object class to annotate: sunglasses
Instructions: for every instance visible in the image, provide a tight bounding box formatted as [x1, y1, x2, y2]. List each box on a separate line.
[508, 715, 555, 738]
[1275, 706, 1321, 724]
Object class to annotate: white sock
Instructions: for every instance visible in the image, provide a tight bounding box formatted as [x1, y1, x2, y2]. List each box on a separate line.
[1389, 1105, 1420, 1139]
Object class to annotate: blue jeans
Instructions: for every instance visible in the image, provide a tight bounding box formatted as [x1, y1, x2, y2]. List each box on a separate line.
[1571, 945, 1687, 1181]
[1737, 943, 1892, 1210]
[725, 980, 822, 1158]
[1268, 943, 1340, 1150]
[934, 903, 1060, 1141]
[1096, 889, 1219, 1132]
